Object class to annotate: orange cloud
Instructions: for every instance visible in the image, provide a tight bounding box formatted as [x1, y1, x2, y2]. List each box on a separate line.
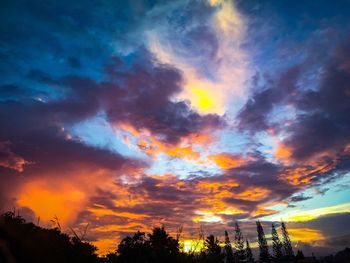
[93, 222, 146, 233]
[281, 162, 335, 186]
[187, 133, 214, 145]
[208, 153, 246, 169]
[237, 187, 270, 201]
[116, 122, 207, 160]
[197, 179, 239, 193]
[275, 143, 292, 164]
[88, 208, 149, 220]
[17, 180, 87, 226]
[288, 228, 325, 243]
[251, 208, 278, 218]
[144, 132, 215, 160]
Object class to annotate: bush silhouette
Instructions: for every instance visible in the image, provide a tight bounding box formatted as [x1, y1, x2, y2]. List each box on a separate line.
[0, 212, 99, 263]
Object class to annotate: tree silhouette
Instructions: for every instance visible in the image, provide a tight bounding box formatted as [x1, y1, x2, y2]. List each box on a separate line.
[204, 234, 223, 263]
[256, 221, 270, 263]
[117, 231, 150, 263]
[245, 239, 254, 263]
[224, 230, 234, 263]
[271, 223, 283, 260]
[233, 222, 245, 262]
[116, 227, 181, 263]
[295, 250, 305, 260]
[148, 226, 180, 263]
[281, 221, 294, 259]
[0, 211, 99, 263]
[103, 252, 118, 263]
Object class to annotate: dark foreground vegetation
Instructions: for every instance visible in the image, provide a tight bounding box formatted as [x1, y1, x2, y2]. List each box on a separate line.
[0, 211, 349, 263]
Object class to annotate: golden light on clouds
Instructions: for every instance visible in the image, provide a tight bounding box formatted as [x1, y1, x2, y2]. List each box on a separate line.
[288, 228, 325, 243]
[17, 180, 86, 226]
[193, 211, 223, 223]
[88, 207, 149, 220]
[251, 208, 278, 218]
[275, 143, 292, 164]
[237, 187, 270, 201]
[269, 203, 350, 222]
[208, 153, 246, 169]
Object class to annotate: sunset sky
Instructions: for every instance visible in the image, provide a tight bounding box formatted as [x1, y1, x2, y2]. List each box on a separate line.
[1, 0, 350, 256]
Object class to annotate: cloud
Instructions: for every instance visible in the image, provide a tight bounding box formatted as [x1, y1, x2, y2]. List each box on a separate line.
[237, 65, 302, 131]
[284, 211, 350, 255]
[289, 211, 350, 237]
[284, 40, 350, 161]
[145, 0, 251, 115]
[208, 153, 247, 169]
[289, 195, 312, 203]
[103, 52, 224, 143]
[0, 141, 30, 172]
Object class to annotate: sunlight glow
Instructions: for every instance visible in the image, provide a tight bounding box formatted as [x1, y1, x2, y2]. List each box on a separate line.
[193, 211, 223, 223]
[146, 0, 250, 115]
[190, 87, 215, 112]
[181, 239, 205, 253]
[269, 203, 350, 222]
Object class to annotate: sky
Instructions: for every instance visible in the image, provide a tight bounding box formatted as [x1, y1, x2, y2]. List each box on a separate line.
[1, 0, 350, 256]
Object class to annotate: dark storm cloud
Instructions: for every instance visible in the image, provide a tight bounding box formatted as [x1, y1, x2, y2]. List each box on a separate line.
[102, 53, 224, 143]
[237, 0, 350, 140]
[128, 176, 196, 202]
[3, 51, 222, 143]
[228, 156, 297, 198]
[0, 84, 48, 100]
[284, 39, 350, 160]
[290, 212, 350, 238]
[237, 35, 350, 195]
[237, 65, 301, 131]
[289, 212, 350, 254]
[325, 234, 350, 248]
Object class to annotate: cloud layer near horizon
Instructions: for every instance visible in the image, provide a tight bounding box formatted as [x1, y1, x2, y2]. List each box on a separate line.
[1, 0, 350, 255]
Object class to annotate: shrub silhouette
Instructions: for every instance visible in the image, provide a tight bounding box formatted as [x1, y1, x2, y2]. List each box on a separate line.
[0, 211, 99, 263]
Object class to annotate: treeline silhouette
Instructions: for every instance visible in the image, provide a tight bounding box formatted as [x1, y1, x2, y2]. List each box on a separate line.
[1, 211, 349, 263]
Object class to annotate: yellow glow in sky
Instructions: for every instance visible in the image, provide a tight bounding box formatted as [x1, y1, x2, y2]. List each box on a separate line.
[192, 211, 223, 223]
[190, 87, 215, 112]
[181, 239, 205, 253]
[268, 202, 350, 222]
[146, 0, 250, 116]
